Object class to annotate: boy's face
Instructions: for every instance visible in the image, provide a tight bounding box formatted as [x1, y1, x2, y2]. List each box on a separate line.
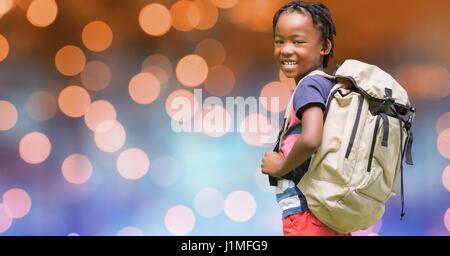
[274, 11, 326, 82]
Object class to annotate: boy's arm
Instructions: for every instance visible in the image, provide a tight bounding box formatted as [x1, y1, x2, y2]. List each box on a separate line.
[261, 105, 324, 177]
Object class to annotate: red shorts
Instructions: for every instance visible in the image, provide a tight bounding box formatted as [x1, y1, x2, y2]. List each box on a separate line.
[283, 211, 351, 236]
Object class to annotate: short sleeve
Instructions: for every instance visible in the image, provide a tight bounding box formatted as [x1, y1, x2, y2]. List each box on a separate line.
[293, 75, 332, 120]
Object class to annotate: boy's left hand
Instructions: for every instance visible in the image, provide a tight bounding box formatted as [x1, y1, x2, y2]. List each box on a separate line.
[261, 152, 285, 177]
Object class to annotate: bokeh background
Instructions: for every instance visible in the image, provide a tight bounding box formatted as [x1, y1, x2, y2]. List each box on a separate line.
[0, 0, 449, 236]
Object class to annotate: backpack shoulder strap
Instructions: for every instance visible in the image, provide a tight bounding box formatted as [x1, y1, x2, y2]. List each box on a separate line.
[282, 70, 334, 133]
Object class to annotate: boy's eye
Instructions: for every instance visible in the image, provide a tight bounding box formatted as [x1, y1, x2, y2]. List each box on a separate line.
[274, 40, 283, 45]
[294, 41, 305, 45]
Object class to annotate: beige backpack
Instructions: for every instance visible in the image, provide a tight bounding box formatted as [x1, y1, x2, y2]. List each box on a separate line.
[298, 59, 415, 233]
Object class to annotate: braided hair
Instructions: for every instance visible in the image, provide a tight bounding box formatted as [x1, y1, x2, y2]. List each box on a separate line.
[273, 1, 336, 68]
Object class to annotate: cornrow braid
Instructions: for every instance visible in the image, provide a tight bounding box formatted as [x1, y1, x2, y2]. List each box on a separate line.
[273, 1, 337, 68]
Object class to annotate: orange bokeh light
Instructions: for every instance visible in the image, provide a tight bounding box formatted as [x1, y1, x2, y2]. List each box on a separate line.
[142, 54, 172, 83]
[0, 0, 14, 18]
[80, 60, 111, 91]
[0, 33, 8, 62]
[204, 65, 235, 96]
[94, 120, 126, 153]
[82, 20, 113, 52]
[259, 81, 291, 113]
[194, 38, 226, 67]
[194, 0, 218, 30]
[84, 100, 117, 132]
[139, 3, 171, 36]
[19, 132, 51, 164]
[170, 0, 200, 32]
[116, 148, 150, 180]
[211, 0, 239, 9]
[0, 100, 17, 131]
[58, 85, 91, 118]
[55, 45, 86, 76]
[26, 0, 58, 27]
[128, 72, 161, 105]
[437, 112, 450, 135]
[27, 91, 57, 121]
[437, 128, 450, 159]
[2, 188, 31, 219]
[176, 54, 208, 87]
[62, 154, 93, 185]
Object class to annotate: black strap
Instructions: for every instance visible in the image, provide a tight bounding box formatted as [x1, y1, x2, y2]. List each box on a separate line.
[380, 113, 389, 147]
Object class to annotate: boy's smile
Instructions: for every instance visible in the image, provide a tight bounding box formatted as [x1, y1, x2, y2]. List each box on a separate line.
[274, 11, 330, 84]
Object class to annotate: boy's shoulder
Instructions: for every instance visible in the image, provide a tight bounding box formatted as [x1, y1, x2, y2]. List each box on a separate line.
[298, 74, 333, 88]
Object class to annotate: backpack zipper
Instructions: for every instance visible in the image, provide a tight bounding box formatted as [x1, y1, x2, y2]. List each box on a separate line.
[345, 95, 363, 158]
[367, 115, 382, 172]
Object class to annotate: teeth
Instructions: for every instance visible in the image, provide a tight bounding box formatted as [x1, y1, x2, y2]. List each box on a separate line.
[282, 61, 297, 65]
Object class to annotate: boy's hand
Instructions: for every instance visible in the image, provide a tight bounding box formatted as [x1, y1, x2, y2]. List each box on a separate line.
[261, 152, 285, 177]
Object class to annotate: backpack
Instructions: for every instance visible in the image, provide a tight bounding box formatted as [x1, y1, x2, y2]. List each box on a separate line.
[297, 59, 415, 233]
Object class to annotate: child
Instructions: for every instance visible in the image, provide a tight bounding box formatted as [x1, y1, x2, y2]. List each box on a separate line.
[260, 1, 349, 236]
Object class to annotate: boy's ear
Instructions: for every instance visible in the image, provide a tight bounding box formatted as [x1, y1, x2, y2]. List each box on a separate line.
[320, 39, 332, 56]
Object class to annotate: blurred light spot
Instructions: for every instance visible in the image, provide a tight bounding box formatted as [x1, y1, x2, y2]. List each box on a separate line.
[255, 169, 272, 193]
[166, 89, 198, 122]
[224, 190, 256, 222]
[0, 33, 8, 62]
[352, 218, 383, 236]
[142, 66, 169, 85]
[94, 120, 126, 153]
[0, 203, 12, 233]
[150, 156, 180, 186]
[193, 0, 218, 30]
[82, 21, 113, 52]
[223, 0, 252, 24]
[116, 226, 144, 236]
[0, 0, 14, 18]
[139, 3, 171, 36]
[279, 69, 296, 91]
[204, 65, 235, 96]
[211, 0, 239, 9]
[19, 132, 51, 164]
[437, 112, 450, 135]
[62, 154, 93, 185]
[202, 105, 232, 137]
[142, 54, 172, 80]
[164, 205, 195, 235]
[194, 38, 226, 67]
[128, 72, 161, 104]
[445, 208, 450, 232]
[80, 60, 111, 91]
[437, 128, 450, 159]
[26, 0, 57, 27]
[27, 91, 57, 121]
[260, 81, 290, 113]
[240, 113, 277, 146]
[170, 0, 200, 31]
[395, 63, 450, 101]
[67, 233, 80, 236]
[176, 54, 208, 87]
[58, 85, 91, 118]
[2, 188, 31, 219]
[116, 148, 149, 180]
[442, 165, 450, 192]
[84, 100, 116, 132]
[0, 100, 18, 131]
[55, 45, 86, 76]
[194, 187, 224, 218]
